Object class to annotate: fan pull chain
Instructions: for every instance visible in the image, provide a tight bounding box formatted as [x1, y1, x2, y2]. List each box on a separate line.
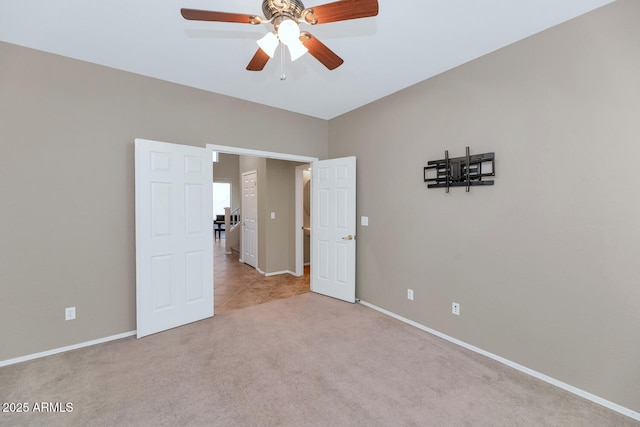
[280, 43, 287, 81]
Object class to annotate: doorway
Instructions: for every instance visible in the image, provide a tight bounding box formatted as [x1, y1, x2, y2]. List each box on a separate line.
[295, 164, 312, 276]
[135, 139, 356, 336]
[210, 145, 318, 313]
[240, 170, 258, 269]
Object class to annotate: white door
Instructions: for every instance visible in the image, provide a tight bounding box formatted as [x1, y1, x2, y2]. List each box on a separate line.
[135, 138, 213, 339]
[311, 157, 356, 303]
[241, 170, 258, 269]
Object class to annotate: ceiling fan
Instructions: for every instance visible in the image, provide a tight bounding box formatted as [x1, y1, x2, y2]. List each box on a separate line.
[181, 0, 379, 72]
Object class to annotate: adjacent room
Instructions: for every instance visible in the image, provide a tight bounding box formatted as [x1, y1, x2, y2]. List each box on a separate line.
[211, 152, 311, 313]
[1, 0, 639, 424]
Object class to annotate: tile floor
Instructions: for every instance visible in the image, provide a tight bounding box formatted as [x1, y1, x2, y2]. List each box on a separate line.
[214, 237, 310, 314]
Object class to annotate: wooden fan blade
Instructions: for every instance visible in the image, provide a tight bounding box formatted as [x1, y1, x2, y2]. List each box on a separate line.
[181, 8, 262, 24]
[302, 0, 378, 25]
[246, 48, 271, 71]
[300, 32, 344, 70]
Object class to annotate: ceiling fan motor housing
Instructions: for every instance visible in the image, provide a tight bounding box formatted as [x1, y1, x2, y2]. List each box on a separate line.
[262, 0, 305, 21]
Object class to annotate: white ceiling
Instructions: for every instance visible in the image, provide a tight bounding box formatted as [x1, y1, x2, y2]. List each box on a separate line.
[0, 0, 613, 120]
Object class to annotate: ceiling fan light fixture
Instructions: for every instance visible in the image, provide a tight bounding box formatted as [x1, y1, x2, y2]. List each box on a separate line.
[257, 32, 279, 57]
[181, 0, 377, 72]
[277, 19, 301, 46]
[287, 39, 308, 61]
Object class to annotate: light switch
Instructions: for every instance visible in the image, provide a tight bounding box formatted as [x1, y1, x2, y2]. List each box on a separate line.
[270, 212, 276, 220]
[361, 216, 369, 226]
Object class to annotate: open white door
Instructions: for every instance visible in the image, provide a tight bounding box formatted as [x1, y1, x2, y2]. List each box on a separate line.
[135, 138, 213, 338]
[311, 156, 356, 303]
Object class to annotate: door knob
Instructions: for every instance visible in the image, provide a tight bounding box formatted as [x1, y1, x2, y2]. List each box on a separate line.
[342, 235, 355, 241]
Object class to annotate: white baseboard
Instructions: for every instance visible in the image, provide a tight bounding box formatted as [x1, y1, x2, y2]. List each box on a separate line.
[0, 331, 137, 368]
[264, 270, 296, 277]
[357, 300, 640, 422]
[253, 267, 296, 277]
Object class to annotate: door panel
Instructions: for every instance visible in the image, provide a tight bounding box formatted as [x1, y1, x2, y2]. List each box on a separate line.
[151, 255, 173, 310]
[135, 139, 213, 339]
[185, 251, 205, 302]
[311, 157, 356, 303]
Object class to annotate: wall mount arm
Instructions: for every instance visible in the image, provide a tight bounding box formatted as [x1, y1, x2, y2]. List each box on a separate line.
[424, 147, 495, 192]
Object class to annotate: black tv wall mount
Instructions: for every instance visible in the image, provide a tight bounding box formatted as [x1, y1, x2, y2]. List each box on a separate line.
[424, 147, 495, 192]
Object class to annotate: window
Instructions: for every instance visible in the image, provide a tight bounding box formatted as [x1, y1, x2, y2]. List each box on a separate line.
[212, 182, 231, 218]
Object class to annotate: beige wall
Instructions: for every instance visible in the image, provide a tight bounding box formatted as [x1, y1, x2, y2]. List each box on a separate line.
[328, 0, 640, 413]
[0, 41, 327, 361]
[265, 159, 303, 274]
[238, 156, 301, 274]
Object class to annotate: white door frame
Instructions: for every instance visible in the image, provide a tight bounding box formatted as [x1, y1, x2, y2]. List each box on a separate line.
[207, 144, 318, 276]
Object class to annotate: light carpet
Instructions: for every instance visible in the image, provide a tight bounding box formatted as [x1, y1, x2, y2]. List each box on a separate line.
[0, 293, 637, 426]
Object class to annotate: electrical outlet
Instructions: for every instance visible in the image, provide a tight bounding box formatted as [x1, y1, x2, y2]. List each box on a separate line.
[407, 289, 414, 301]
[65, 307, 76, 321]
[452, 302, 460, 316]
